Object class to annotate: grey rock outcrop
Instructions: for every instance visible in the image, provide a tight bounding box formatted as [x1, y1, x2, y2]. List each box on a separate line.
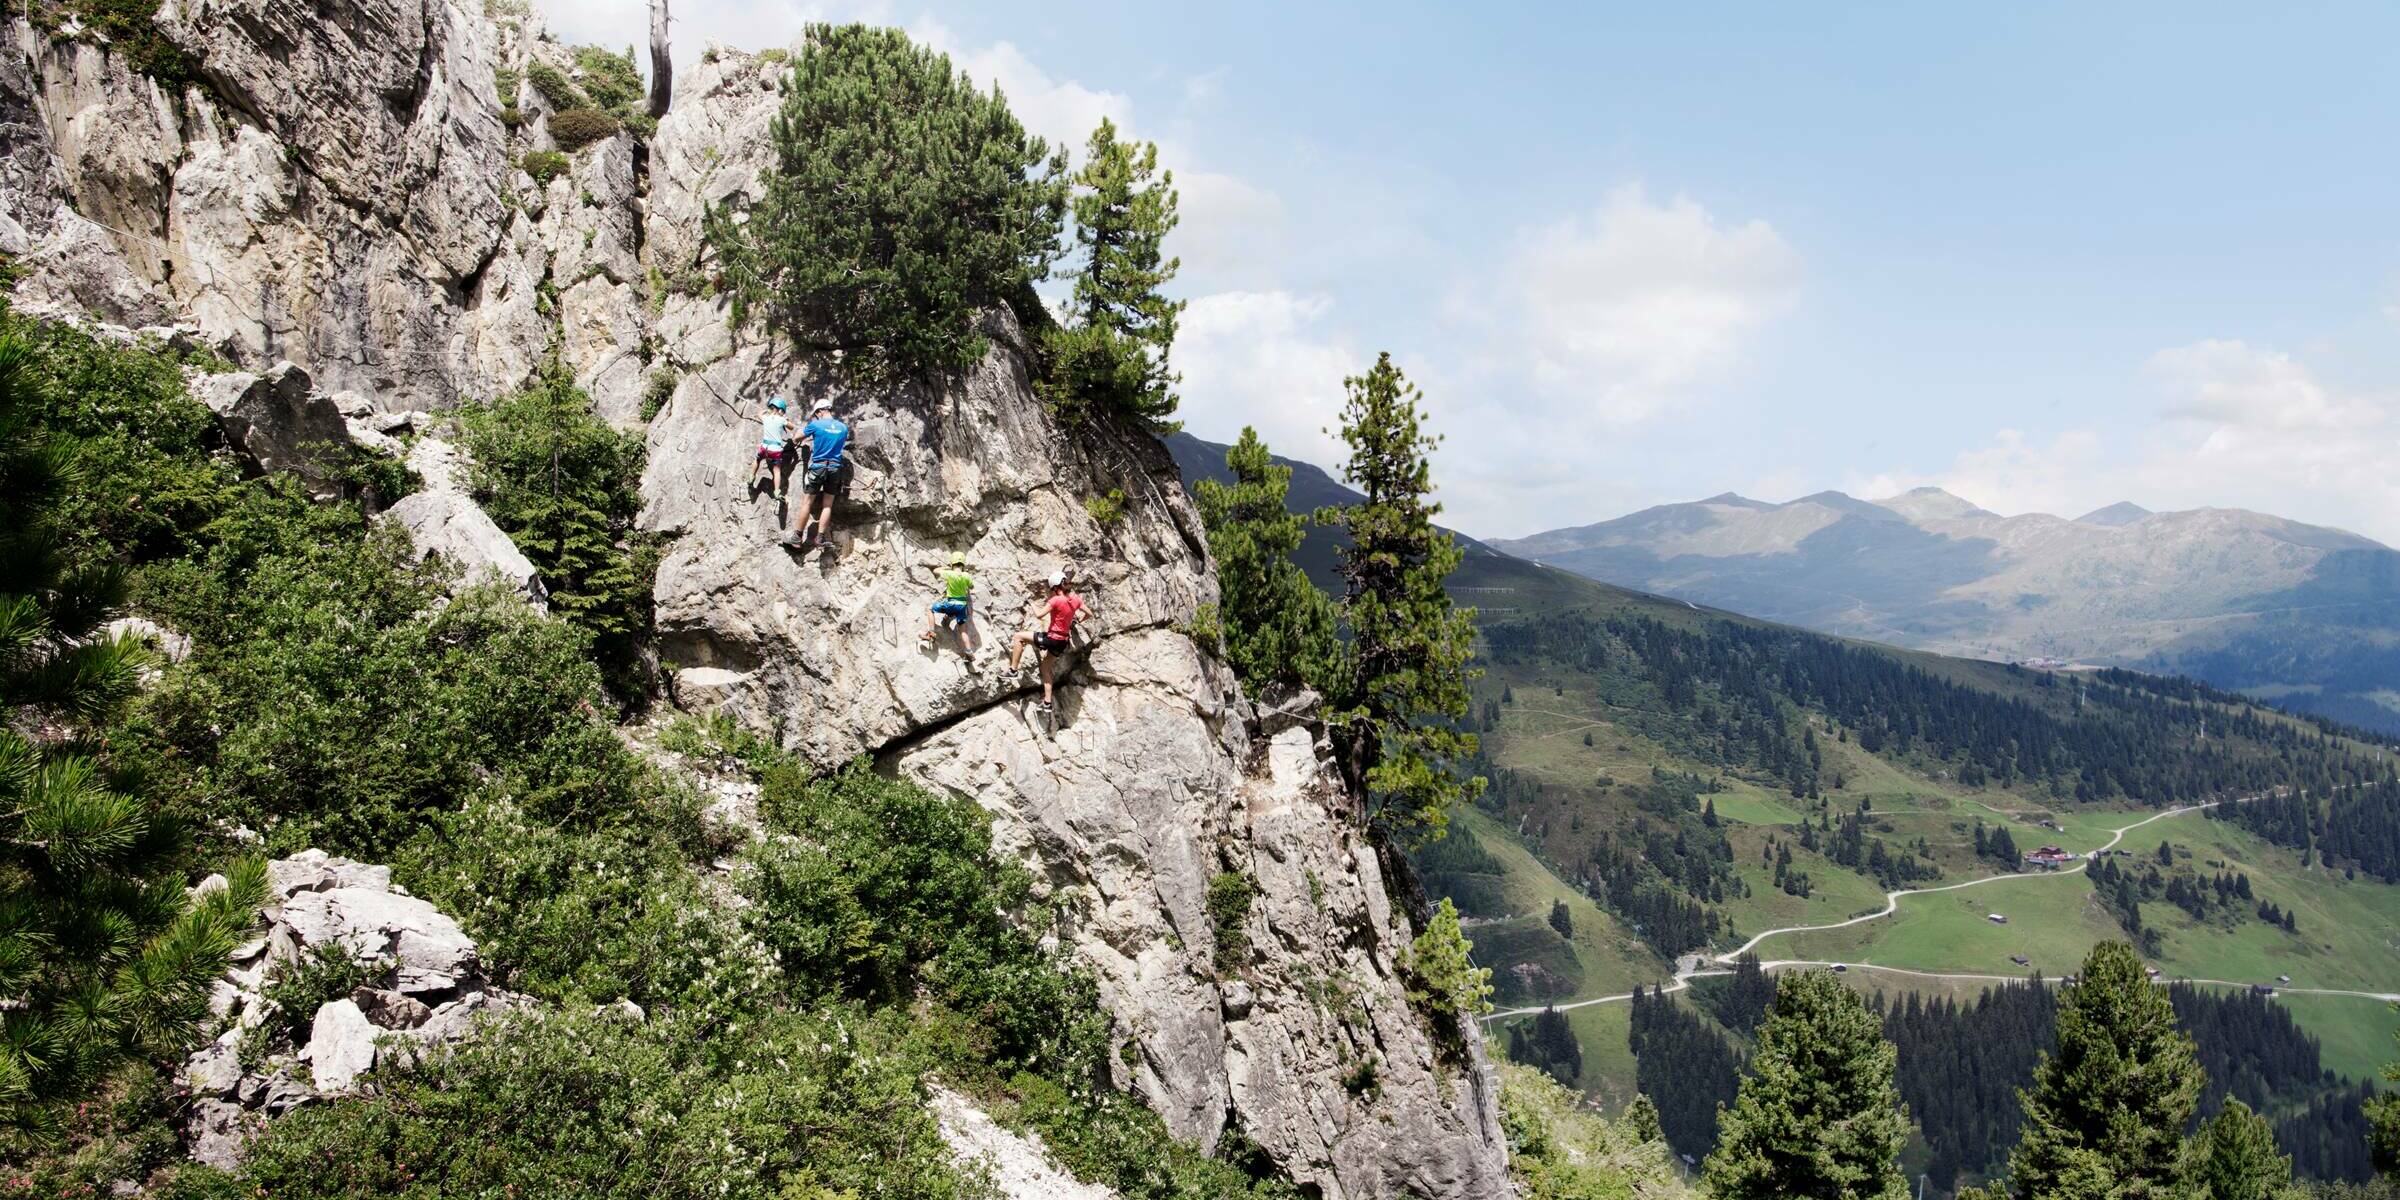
[379, 484, 550, 610]
[193, 362, 351, 483]
[931, 1083, 1123, 1200]
[181, 850, 526, 1168]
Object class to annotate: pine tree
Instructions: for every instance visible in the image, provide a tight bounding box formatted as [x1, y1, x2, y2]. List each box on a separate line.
[1702, 969, 1910, 1200]
[1398, 897, 1491, 1056]
[1547, 899, 1574, 940]
[2371, 1020, 2399, 1183]
[1622, 1093, 1664, 1145]
[705, 23, 1067, 380]
[1318, 353, 1481, 841]
[462, 359, 658, 694]
[1192, 427, 1338, 695]
[1993, 941, 2203, 1199]
[1043, 117, 1184, 428]
[0, 333, 265, 1141]
[2184, 1099, 2293, 1200]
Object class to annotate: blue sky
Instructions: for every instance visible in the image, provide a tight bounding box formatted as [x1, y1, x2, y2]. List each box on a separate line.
[557, 1, 2400, 542]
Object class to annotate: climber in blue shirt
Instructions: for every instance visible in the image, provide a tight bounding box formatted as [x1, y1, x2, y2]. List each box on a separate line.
[785, 402, 853, 553]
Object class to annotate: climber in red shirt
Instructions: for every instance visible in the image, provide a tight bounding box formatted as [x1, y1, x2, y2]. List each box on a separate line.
[1009, 570, 1089, 711]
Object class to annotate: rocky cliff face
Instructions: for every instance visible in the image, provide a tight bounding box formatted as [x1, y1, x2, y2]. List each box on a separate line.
[2, 6, 1509, 1196]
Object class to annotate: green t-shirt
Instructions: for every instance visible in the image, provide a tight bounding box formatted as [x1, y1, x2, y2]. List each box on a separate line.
[942, 571, 974, 601]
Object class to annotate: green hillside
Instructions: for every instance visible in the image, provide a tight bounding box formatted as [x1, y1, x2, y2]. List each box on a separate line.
[1167, 439, 2400, 1187]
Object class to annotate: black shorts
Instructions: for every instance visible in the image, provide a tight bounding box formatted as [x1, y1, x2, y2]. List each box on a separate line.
[802, 463, 849, 496]
[1033, 632, 1070, 654]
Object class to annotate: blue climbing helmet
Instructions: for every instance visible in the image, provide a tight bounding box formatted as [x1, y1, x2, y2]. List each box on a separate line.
[767, 397, 788, 411]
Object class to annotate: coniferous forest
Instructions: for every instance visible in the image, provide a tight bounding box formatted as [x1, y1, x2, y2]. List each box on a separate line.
[1632, 972, 2383, 1194]
[1480, 612, 2395, 810]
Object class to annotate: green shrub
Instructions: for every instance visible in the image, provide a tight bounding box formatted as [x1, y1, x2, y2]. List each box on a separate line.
[1206, 871, 1257, 973]
[706, 23, 1066, 382]
[1006, 1072, 1299, 1200]
[548, 107, 620, 151]
[32, 0, 199, 87]
[211, 1008, 990, 1200]
[2, 1062, 190, 1198]
[519, 149, 568, 185]
[398, 797, 769, 1019]
[755, 46, 791, 66]
[0, 324, 266, 1154]
[134, 483, 644, 859]
[1083, 487, 1126, 525]
[1498, 1061, 1697, 1199]
[569, 45, 643, 112]
[460, 361, 658, 697]
[524, 60, 585, 110]
[258, 942, 389, 1051]
[1399, 898, 1492, 1057]
[639, 366, 678, 421]
[1, 306, 243, 579]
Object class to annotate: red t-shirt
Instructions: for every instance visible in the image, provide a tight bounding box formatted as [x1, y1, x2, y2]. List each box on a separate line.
[1045, 593, 1085, 639]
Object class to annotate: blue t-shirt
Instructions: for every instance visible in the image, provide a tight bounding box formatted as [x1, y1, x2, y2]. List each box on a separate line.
[802, 417, 850, 467]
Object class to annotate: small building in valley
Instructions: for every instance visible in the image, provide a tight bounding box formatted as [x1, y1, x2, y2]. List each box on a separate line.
[2024, 846, 2078, 869]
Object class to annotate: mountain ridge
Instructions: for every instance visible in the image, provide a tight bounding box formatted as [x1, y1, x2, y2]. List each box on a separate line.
[1489, 486, 2400, 734]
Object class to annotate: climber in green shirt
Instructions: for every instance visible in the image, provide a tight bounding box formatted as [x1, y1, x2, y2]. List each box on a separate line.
[921, 552, 977, 650]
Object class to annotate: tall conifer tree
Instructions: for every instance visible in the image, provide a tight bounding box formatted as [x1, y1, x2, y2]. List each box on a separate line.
[1984, 941, 2203, 1199]
[2185, 1099, 2293, 1200]
[1318, 353, 1481, 841]
[1193, 428, 1338, 694]
[1045, 117, 1184, 428]
[1702, 969, 1910, 1200]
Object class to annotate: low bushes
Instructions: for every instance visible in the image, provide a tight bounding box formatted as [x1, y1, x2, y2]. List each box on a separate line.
[548, 106, 621, 151]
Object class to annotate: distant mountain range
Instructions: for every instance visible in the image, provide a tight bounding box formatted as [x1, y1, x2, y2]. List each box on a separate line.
[1494, 488, 2400, 734]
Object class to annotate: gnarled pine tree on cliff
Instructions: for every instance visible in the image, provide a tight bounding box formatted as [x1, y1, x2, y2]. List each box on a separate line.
[1318, 353, 1481, 841]
[705, 22, 1065, 381]
[1194, 427, 1340, 696]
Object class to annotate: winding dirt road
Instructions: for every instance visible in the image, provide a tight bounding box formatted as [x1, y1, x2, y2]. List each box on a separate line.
[1484, 794, 2399, 1022]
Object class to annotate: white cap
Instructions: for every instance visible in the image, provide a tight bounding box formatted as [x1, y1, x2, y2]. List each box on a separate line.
[1046, 570, 1066, 588]
[812, 401, 834, 415]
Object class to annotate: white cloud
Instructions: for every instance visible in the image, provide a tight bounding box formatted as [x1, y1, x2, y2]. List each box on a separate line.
[1173, 291, 1357, 467]
[913, 20, 1130, 159]
[2145, 339, 2377, 430]
[1855, 341, 2400, 544]
[1495, 184, 1798, 423]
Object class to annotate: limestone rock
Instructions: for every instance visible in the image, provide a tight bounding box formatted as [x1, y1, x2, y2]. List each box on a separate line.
[194, 362, 353, 486]
[354, 988, 435, 1030]
[307, 999, 379, 1093]
[379, 489, 550, 610]
[930, 1083, 1121, 1200]
[181, 849, 524, 1163]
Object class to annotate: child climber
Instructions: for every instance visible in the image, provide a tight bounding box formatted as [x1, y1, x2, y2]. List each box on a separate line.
[750, 397, 791, 494]
[921, 553, 977, 649]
